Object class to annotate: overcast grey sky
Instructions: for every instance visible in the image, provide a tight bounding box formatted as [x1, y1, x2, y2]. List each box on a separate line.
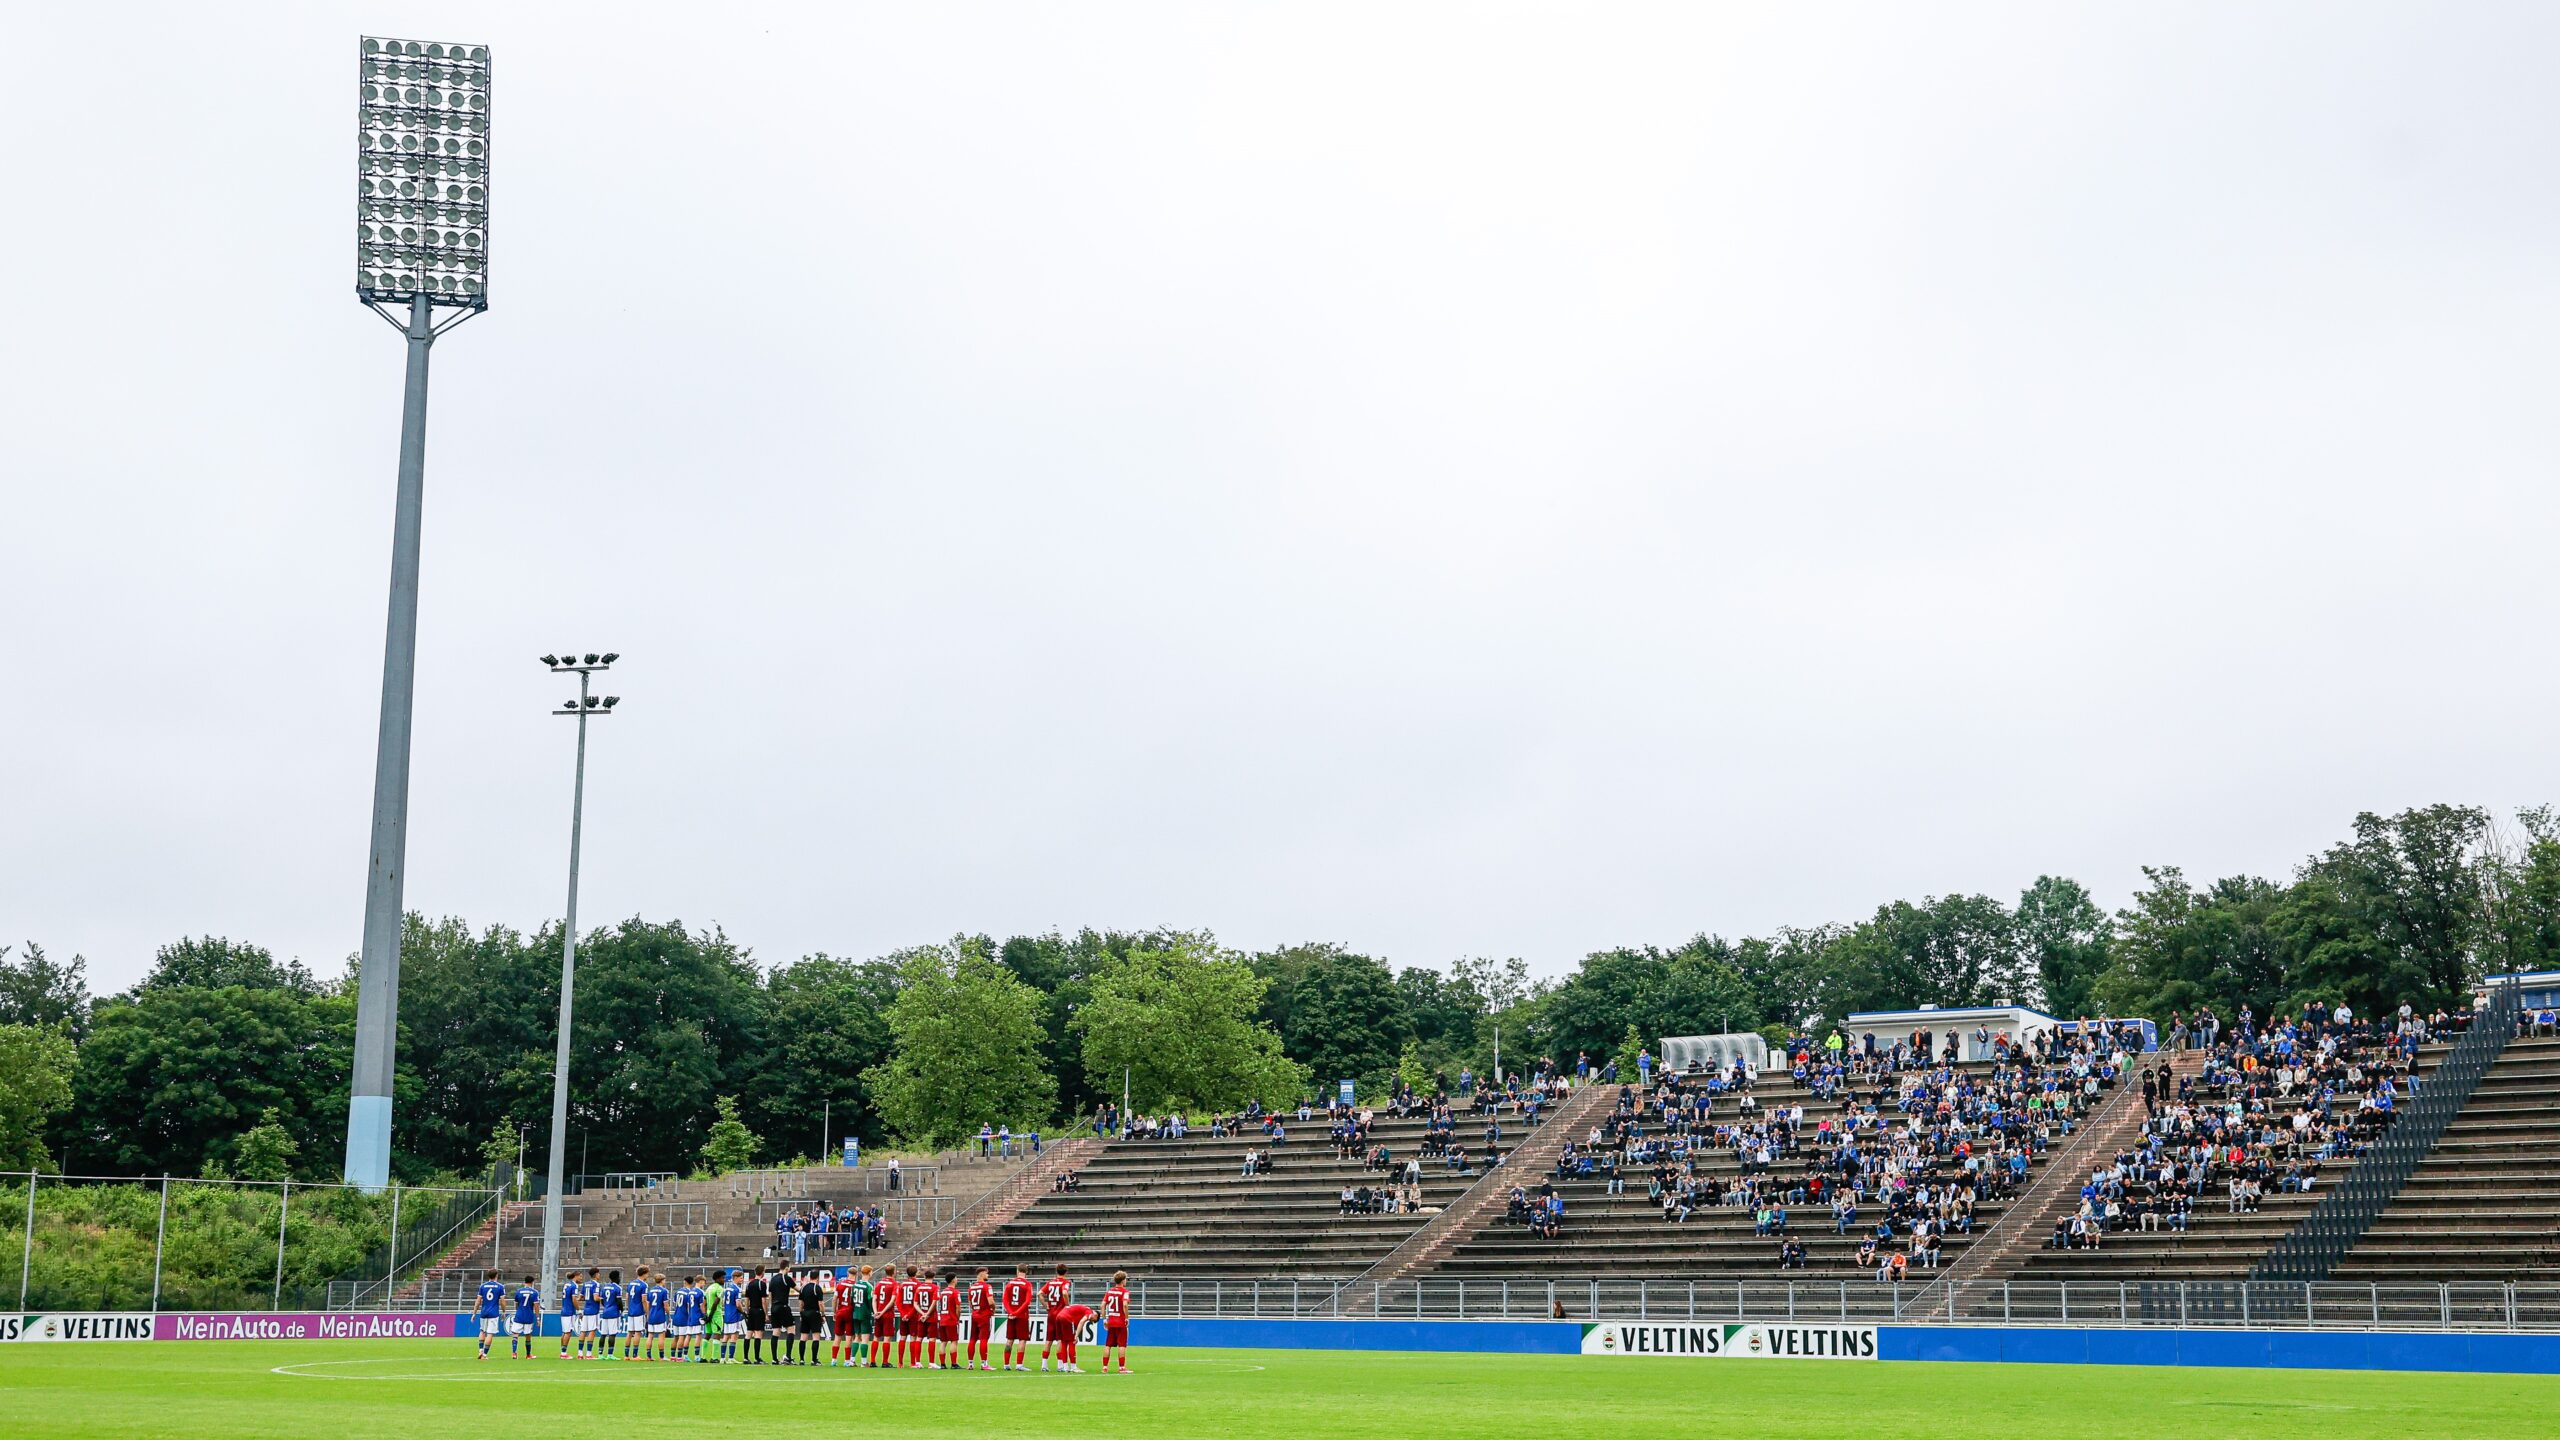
[6, 4, 2555, 993]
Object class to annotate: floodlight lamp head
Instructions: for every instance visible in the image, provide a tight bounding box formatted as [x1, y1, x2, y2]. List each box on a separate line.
[355, 36, 491, 311]
[601, 652, 620, 664]
[540, 654, 559, 666]
[603, 696, 620, 708]
[583, 653, 599, 666]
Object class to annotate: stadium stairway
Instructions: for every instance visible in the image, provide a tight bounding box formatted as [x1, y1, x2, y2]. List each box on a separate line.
[882, 1138, 1103, 1276]
[1901, 1048, 2196, 1317]
[2003, 1039, 2456, 1295]
[948, 1102, 1569, 1286]
[444, 1161, 1022, 1286]
[1404, 1058, 2103, 1287]
[1336, 1080, 1616, 1312]
[398, 1204, 515, 1306]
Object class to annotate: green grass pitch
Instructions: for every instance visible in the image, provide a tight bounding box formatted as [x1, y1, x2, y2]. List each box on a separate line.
[2, 1340, 2554, 1438]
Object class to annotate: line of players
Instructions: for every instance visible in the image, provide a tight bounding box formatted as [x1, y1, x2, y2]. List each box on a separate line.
[475, 1262, 1132, 1373]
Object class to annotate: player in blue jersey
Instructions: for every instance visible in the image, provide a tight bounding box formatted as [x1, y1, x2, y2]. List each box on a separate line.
[578, 1269, 604, 1359]
[475, 1277, 508, 1359]
[627, 1268, 657, 1360]
[556, 1272, 580, 1358]
[666, 1277, 690, 1362]
[596, 1268, 625, 1359]
[645, 1273, 673, 1359]
[510, 1274, 542, 1359]
[681, 1275, 709, 1361]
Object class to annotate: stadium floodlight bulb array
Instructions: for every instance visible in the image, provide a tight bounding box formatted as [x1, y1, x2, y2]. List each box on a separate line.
[356, 36, 491, 308]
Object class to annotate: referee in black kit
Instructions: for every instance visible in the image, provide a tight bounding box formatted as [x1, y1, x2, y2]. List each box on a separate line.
[766, 1267, 796, 1364]
[795, 1269, 826, 1365]
[743, 1266, 769, 1363]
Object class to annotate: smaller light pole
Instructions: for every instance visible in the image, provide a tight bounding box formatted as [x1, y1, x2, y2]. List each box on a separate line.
[537, 651, 619, 1305]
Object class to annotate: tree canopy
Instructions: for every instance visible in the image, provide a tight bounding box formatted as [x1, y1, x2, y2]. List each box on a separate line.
[863, 938, 1056, 1146]
[15, 801, 2552, 1182]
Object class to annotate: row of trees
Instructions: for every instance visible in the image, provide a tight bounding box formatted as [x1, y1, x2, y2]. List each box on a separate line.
[2, 803, 2553, 1183]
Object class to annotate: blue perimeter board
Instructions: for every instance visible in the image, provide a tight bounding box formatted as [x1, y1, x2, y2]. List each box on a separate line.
[1885, 1324, 2560, 1374]
[1131, 1317, 1581, 1354]
[442, 1315, 2560, 1373]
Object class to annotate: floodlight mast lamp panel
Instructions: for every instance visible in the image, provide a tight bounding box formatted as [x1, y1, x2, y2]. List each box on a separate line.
[356, 37, 491, 310]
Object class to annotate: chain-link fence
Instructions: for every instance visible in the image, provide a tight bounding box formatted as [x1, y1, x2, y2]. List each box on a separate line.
[1116, 1276, 2560, 1333]
[3, 1172, 496, 1313]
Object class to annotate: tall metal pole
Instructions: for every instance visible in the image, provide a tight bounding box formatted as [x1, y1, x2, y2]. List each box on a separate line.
[150, 1177, 170, 1312]
[19, 1174, 37, 1309]
[540, 669, 594, 1303]
[274, 1182, 291, 1311]
[385, 1184, 400, 1304]
[345, 289, 436, 1192]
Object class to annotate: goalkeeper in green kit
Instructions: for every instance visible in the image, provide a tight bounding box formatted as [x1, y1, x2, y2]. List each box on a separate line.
[704, 1269, 733, 1361]
[840, 1263, 875, 1366]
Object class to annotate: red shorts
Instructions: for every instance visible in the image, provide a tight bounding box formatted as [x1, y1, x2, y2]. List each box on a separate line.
[873, 1313, 897, 1337]
[1003, 1310, 1028, 1338]
[1105, 1321, 1128, 1346]
[832, 1310, 854, 1336]
[971, 1310, 993, 1338]
[939, 1316, 959, 1341]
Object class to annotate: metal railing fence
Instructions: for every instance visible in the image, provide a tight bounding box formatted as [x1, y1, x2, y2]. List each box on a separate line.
[1108, 1276, 2560, 1333]
[3, 1171, 495, 1314]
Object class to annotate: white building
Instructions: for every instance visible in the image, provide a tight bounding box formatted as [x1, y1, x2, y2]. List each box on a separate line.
[1839, 1004, 2059, 1062]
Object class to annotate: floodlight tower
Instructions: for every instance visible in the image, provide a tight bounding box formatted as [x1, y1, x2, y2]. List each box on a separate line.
[537, 654, 619, 1302]
[343, 36, 492, 1191]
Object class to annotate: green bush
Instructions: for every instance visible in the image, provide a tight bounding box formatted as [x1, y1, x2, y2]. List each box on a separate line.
[0, 1174, 481, 1311]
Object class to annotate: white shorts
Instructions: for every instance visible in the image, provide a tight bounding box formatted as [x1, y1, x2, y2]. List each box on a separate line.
[510, 1320, 537, 1337]
[479, 1317, 506, 1337]
[600, 1316, 621, 1336]
[649, 1322, 670, 1336]
[677, 1325, 701, 1338]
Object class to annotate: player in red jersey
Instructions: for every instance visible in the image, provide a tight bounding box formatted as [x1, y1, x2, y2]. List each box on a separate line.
[1038, 1265, 1072, 1372]
[903, 1265, 932, 1368]
[916, 1265, 936, 1363]
[869, 1265, 899, 1368]
[1099, 1268, 1132, 1372]
[966, 1268, 996, 1370]
[1052, 1300, 1096, 1373]
[830, 1269, 856, 1366]
[936, 1273, 962, 1368]
[1000, 1265, 1036, 1371]
[884, 1267, 908, 1368]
